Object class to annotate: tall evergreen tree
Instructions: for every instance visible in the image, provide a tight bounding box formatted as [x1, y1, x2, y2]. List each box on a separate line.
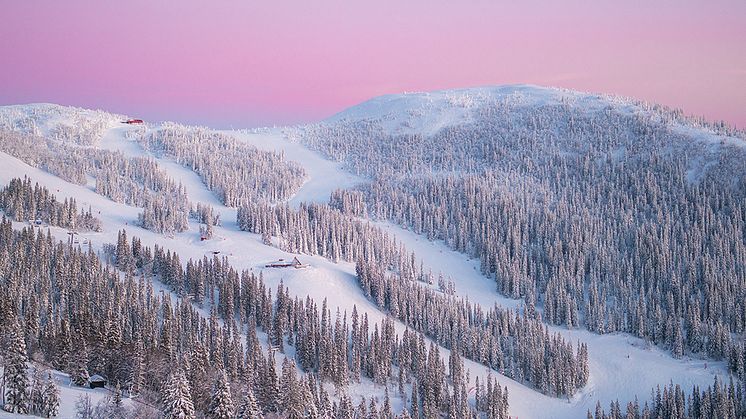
[236, 385, 263, 419]
[3, 321, 30, 414]
[162, 371, 195, 419]
[206, 370, 235, 419]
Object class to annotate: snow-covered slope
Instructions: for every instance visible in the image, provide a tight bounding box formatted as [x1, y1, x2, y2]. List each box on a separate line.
[0, 103, 126, 145]
[328, 84, 596, 136]
[229, 128, 364, 206]
[0, 367, 136, 419]
[374, 221, 727, 418]
[327, 84, 743, 143]
[0, 91, 741, 418]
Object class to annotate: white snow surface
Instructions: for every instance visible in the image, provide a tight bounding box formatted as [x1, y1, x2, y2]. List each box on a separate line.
[326, 84, 746, 152]
[374, 222, 727, 418]
[0, 95, 738, 418]
[0, 103, 125, 141]
[0, 367, 135, 419]
[228, 128, 365, 206]
[326, 84, 633, 137]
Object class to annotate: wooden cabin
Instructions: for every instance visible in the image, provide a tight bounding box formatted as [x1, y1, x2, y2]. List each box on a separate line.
[265, 257, 309, 269]
[88, 374, 107, 389]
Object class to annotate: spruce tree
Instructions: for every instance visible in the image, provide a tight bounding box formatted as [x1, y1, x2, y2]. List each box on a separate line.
[68, 330, 90, 387]
[206, 370, 235, 419]
[41, 372, 60, 418]
[29, 369, 45, 416]
[236, 385, 263, 419]
[3, 321, 30, 414]
[162, 371, 195, 419]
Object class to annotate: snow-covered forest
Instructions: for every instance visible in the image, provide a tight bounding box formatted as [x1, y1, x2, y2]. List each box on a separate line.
[293, 86, 746, 383]
[0, 128, 189, 235]
[139, 123, 306, 207]
[0, 176, 100, 231]
[0, 86, 744, 418]
[238, 201, 589, 397]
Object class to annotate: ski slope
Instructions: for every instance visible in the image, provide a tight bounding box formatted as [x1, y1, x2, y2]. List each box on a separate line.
[373, 222, 727, 418]
[211, 124, 731, 418]
[0, 98, 738, 418]
[0, 123, 410, 415]
[228, 128, 365, 206]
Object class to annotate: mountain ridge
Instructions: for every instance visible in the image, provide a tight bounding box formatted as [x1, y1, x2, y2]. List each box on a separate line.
[325, 84, 745, 142]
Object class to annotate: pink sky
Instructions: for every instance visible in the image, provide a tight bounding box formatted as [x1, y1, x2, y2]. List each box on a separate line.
[1, 1, 744, 127]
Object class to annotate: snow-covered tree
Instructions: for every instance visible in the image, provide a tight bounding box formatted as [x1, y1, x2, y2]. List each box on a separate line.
[206, 370, 234, 419]
[3, 321, 30, 414]
[236, 386, 262, 419]
[162, 371, 195, 419]
[41, 372, 60, 418]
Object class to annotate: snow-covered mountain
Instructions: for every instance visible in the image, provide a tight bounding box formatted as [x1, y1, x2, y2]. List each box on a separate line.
[0, 103, 126, 145]
[0, 85, 744, 419]
[298, 84, 746, 190]
[327, 84, 622, 136]
[327, 84, 743, 142]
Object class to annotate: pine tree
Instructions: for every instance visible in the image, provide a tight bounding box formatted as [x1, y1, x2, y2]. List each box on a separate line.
[30, 369, 45, 416]
[260, 352, 280, 413]
[236, 385, 263, 419]
[162, 371, 195, 419]
[410, 384, 420, 419]
[3, 321, 30, 414]
[129, 336, 145, 396]
[206, 370, 235, 419]
[382, 389, 393, 419]
[335, 393, 354, 419]
[68, 330, 90, 386]
[279, 357, 304, 419]
[41, 372, 60, 418]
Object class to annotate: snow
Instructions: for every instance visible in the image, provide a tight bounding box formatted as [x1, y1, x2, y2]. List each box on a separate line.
[0, 367, 134, 419]
[0, 103, 125, 142]
[0, 97, 739, 418]
[373, 214, 728, 419]
[228, 128, 365, 206]
[326, 84, 638, 137]
[0, 126, 401, 415]
[98, 124, 146, 157]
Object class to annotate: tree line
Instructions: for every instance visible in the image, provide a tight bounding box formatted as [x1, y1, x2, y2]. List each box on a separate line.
[237, 200, 589, 397]
[0, 176, 101, 231]
[0, 207, 510, 417]
[139, 124, 306, 207]
[0, 129, 189, 235]
[588, 377, 745, 419]
[291, 91, 746, 384]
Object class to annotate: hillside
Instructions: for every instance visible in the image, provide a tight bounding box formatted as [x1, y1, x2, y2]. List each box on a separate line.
[327, 84, 743, 141]
[291, 85, 746, 414]
[0, 87, 743, 418]
[297, 85, 746, 182]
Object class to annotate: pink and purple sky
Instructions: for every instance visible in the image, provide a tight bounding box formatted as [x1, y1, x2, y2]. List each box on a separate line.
[1, 1, 744, 128]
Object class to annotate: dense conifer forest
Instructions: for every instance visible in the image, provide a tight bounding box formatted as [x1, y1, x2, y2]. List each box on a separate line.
[0, 92, 744, 418]
[293, 93, 746, 384]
